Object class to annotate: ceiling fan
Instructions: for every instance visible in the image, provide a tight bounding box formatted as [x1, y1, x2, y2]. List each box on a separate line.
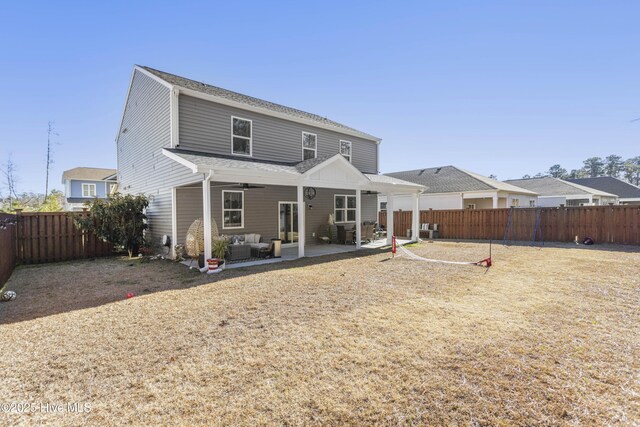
[210, 183, 265, 189]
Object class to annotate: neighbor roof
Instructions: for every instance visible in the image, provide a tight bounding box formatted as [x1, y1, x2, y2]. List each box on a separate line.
[566, 177, 640, 200]
[504, 177, 617, 197]
[62, 167, 117, 182]
[140, 66, 380, 142]
[385, 166, 537, 195]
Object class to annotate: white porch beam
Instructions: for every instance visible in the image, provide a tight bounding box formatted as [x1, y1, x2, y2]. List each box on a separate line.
[492, 194, 499, 209]
[412, 192, 420, 242]
[355, 189, 362, 249]
[202, 174, 212, 260]
[297, 185, 305, 258]
[386, 192, 395, 245]
[171, 187, 177, 259]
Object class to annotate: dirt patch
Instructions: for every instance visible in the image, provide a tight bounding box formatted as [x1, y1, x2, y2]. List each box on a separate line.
[0, 242, 638, 425]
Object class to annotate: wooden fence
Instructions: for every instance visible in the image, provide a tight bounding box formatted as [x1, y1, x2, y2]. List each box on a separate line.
[14, 212, 113, 264]
[0, 214, 17, 286]
[379, 205, 640, 245]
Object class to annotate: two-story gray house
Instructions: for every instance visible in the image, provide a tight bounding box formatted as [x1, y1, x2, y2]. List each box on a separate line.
[61, 167, 117, 211]
[116, 66, 423, 259]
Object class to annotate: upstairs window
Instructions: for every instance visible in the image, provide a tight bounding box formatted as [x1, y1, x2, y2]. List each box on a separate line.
[82, 183, 96, 197]
[302, 132, 317, 160]
[335, 195, 356, 223]
[339, 140, 352, 162]
[222, 190, 244, 229]
[231, 117, 252, 156]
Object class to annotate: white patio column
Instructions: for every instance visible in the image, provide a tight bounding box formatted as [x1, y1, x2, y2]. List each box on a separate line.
[297, 184, 305, 258]
[492, 194, 499, 209]
[412, 192, 420, 242]
[355, 189, 362, 249]
[386, 192, 395, 245]
[202, 174, 212, 260]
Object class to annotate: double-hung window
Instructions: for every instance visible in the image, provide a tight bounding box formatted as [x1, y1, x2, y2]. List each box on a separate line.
[339, 140, 352, 162]
[511, 198, 520, 207]
[334, 195, 356, 223]
[82, 183, 96, 197]
[222, 191, 244, 229]
[231, 116, 252, 156]
[302, 132, 317, 160]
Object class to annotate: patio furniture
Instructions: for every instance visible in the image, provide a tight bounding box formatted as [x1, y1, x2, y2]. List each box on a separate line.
[228, 244, 251, 261]
[337, 225, 355, 244]
[185, 217, 221, 258]
[360, 223, 375, 243]
[251, 240, 275, 258]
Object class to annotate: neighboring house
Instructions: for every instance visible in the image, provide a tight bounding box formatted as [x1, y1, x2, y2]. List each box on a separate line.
[378, 166, 538, 211]
[61, 167, 117, 211]
[566, 177, 640, 205]
[116, 66, 423, 259]
[504, 177, 618, 207]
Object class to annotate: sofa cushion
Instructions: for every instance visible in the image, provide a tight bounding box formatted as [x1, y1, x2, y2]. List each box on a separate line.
[245, 233, 262, 244]
[250, 242, 269, 249]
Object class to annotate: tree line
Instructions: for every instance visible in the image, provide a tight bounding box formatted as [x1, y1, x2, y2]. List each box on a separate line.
[523, 155, 640, 185]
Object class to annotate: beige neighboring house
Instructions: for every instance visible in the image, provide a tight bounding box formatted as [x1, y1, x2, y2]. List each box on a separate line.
[503, 177, 618, 207]
[378, 166, 538, 212]
[61, 167, 118, 211]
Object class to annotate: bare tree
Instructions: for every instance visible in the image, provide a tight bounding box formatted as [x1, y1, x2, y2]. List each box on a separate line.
[45, 121, 58, 197]
[1, 155, 18, 210]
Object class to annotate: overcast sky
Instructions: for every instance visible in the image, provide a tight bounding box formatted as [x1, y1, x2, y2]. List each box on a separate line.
[1, 1, 639, 194]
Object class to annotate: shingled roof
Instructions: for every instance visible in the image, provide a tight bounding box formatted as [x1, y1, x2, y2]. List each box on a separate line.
[140, 66, 380, 142]
[385, 166, 537, 195]
[504, 177, 617, 197]
[62, 167, 117, 182]
[566, 177, 640, 200]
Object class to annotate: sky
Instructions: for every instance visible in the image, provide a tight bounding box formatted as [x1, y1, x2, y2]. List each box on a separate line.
[1, 1, 639, 195]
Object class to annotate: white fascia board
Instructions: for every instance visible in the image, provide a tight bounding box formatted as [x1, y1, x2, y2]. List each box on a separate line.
[115, 67, 137, 143]
[303, 154, 370, 183]
[161, 148, 198, 173]
[133, 65, 174, 89]
[178, 87, 381, 144]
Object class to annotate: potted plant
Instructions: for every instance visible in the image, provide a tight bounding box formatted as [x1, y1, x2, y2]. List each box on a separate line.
[212, 239, 229, 270]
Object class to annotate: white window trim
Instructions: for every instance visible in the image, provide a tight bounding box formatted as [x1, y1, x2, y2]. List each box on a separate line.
[231, 116, 252, 157]
[222, 190, 244, 229]
[334, 194, 357, 223]
[511, 198, 520, 207]
[301, 131, 317, 161]
[339, 140, 352, 163]
[82, 183, 97, 198]
[466, 203, 476, 210]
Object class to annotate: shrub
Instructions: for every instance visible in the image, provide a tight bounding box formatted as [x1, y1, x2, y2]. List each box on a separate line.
[76, 193, 149, 258]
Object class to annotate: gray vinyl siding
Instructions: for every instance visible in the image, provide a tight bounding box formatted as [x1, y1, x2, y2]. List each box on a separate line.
[362, 193, 378, 223]
[178, 94, 379, 174]
[117, 70, 201, 247]
[175, 184, 377, 246]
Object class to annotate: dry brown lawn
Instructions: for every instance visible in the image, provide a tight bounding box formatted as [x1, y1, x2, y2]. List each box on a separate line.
[0, 241, 638, 426]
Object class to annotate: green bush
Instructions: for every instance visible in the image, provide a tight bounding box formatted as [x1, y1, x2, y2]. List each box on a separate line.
[75, 193, 149, 258]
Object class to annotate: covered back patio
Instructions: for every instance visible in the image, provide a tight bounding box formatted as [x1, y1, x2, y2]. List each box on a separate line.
[164, 148, 424, 263]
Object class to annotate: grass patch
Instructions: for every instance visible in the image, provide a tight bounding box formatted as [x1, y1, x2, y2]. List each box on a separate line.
[0, 242, 638, 425]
